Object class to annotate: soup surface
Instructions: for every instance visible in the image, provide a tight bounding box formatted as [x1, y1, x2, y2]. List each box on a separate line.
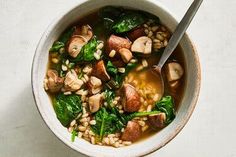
[44, 6, 185, 147]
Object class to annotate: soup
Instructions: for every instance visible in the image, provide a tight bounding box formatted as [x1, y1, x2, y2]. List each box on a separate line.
[43, 6, 185, 147]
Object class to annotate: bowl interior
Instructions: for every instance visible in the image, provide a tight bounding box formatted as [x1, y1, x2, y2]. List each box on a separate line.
[32, 0, 201, 156]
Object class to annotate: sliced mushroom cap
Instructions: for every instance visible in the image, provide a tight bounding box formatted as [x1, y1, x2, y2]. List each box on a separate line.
[67, 35, 87, 58]
[64, 70, 83, 91]
[127, 27, 145, 41]
[88, 93, 103, 113]
[74, 24, 93, 41]
[46, 70, 64, 93]
[87, 76, 102, 94]
[107, 35, 132, 53]
[166, 62, 184, 82]
[122, 84, 141, 112]
[169, 80, 180, 89]
[148, 113, 166, 129]
[118, 48, 133, 63]
[131, 36, 152, 54]
[92, 60, 110, 82]
[121, 121, 142, 142]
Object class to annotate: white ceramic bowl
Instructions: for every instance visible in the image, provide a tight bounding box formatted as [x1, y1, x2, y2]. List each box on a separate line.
[32, 0, 201, 156]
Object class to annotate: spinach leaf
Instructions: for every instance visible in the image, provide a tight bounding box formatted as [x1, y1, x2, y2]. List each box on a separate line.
[49, 27, 75, 52]
[106, 61, 118, 76]
[143, 12, 160, 25]
[104, 89, 115, 107]
[49, 41, 64, 52]
[53, 93, 82, 127]
[94, 6, 123, 37]
[71, 130, 78, 142]
[59, 27, 75, 44]
[73, 37, 98, 62]
[154, 96, 175, 124]
[91, 107, 120, 140]
[91, 90, 127, 139]
[105, 62, 137, 89]
[91, 90, 169, 139]
[112, 12, 146, 33]
[99, 6, 123, 20]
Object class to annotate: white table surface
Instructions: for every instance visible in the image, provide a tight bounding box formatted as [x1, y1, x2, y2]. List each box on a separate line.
[0, 0, 235, 157]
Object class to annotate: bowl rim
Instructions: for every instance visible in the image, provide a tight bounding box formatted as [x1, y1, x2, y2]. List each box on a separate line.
[31, 0, 201, 156]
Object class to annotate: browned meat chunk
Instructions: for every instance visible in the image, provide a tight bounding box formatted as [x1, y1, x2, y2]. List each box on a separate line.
[148, 113, 166, 129]
[92, 60, 110, 82]
[107, 35, 132, 53]
[121, 121, 142, 142]
[127, 27, 145, 41]
[121, 84, 141, 112]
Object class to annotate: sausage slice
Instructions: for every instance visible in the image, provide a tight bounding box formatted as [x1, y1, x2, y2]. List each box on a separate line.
[92, 60, 110, 82]
[148, 113, 166, 130]
[121, 84, 141, 112]
[107, 35, 132, 53]
[121, 121, 142, 142]
[127, 27, 145, 41]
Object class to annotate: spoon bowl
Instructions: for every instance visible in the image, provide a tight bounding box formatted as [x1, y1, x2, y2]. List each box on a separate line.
[152, 0, 203, 97]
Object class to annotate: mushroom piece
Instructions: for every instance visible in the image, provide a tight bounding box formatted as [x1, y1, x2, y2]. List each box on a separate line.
[67, 35, 87, 58]
[87, 76, 102, 94]
[118, 48, 133, 63]
[88, 93, 103, 113]
[121, 121, 142, 142]
[107, 35, 132, 53]
[121, 84, 141, 112]
[64, 70, 83, 91]
[92, 60, 110, 82]
[73, 24, 93, 41]
[131, 36, 152, 54]
[127, 27, 145, 41]
[169, 80, 180, 89]
[45, 70, 64, 93]
[148, 113, 166, 129]
[165, 62, 184, 82]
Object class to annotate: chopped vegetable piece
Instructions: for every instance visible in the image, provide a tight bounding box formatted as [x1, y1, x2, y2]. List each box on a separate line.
[71, 130, 78, 142]
[49, 41, 64, 52]
[106, 61, 118, 76]
[154, 96, 175, 124]
[112, 12, 146, 33]
[53, 94, 82, 126]
[121, 84, 141, 112]
[93, 60, 111, 81]
[91, 107, 122, 140]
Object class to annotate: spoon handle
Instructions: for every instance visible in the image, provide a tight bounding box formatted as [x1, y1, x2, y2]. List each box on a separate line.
[157, 0, 203, 68]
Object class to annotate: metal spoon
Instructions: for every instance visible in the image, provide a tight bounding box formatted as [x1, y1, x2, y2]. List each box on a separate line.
[152, 0, 203, 97]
